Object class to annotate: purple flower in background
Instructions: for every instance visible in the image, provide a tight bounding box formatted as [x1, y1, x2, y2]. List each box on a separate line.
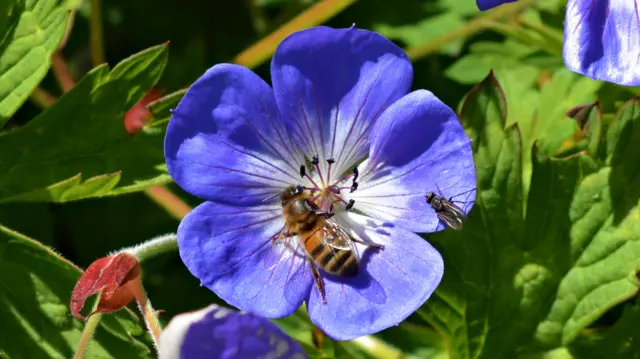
[476, 0, 640, 86]
[164, 26, 476, 340]
[158, 304, 307, 359]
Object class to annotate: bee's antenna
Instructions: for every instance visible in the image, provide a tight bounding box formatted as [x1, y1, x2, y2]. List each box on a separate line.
[261, 192, 281, 204]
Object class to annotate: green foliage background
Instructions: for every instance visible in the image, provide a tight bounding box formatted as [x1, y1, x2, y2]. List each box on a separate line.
[1, 0, 639, 358]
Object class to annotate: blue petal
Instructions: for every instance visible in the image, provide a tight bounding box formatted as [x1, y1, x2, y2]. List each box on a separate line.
[350, 90, 476, 233]
[271, 26, 413, 177]
[563, 0, 640, 86]
[165, 63, 305, 206]
[178, 202, 313, 317]
[476, 0, 516, 11]
[306, 212, 444, 340]
[158, 305, 307, 359]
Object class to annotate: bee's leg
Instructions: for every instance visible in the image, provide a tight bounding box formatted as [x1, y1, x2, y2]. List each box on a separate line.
[350, 236, 385, 251]
[315, 211, 335, 219]
[309, 261, 327, 304]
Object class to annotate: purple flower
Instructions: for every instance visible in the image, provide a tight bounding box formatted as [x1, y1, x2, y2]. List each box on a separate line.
[476, 0, 640, 86]
[164, 26, 476, 340]
[158, 304, 307, 359]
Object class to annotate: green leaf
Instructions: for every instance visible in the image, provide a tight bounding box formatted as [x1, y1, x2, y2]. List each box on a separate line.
[0, 43, 170, 203]
[568, 303, 640, 359]
[147, 88, 186, 131]
[421, 75, 640, 358]
[535, 97, 640, 347]
[566, 102, 603, 160]
[0, 0, 68, 128]
[0, 225, 152, 358]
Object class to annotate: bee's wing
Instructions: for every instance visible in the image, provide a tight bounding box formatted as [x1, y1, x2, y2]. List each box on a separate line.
[321, 218, 354, 250]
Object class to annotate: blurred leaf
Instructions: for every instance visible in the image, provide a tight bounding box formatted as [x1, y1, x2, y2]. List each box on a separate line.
[0, 225, 152, 358]
[0, 0, 68, 128]
[0, 43, 170, 203]
[376, 13, 465, 55]
[421, 75, 640, 358]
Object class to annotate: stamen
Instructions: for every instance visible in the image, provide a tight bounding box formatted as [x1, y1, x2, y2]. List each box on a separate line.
[345, 199, 355, 211]
[332, 194, 350, 206]
[331, 173, 353, 186]
[300, 163, 322, 189]
[350, 181, 358, 193]
[326, 158, 335, 186]
[312, 155, 325, 186]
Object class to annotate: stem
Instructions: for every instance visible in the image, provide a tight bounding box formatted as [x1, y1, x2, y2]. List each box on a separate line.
[349, 336, 404, 359]
[52, 52, 76, 93]
[90, 0, 105, 66]
[404, 0, 538, 60]
[115, 233, 178, 262]
[73, 312, 103, 359]
[130, 278, 162, 347]
[232, 0, 359, 69]
[144, 186, 192, 220]
[29, 87, 56, 108]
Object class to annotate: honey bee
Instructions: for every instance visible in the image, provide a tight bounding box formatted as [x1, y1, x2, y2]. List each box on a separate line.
[278, 185, 384, 303]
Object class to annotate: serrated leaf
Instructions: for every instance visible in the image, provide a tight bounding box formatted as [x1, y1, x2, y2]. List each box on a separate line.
[146, 88, 186, 130]
[0, 43, 170, 203]
[0, 0, 68, 128]
[419, 74, 640, 359]
[534, 97, 640, 347]
[0, 225, 152, 358]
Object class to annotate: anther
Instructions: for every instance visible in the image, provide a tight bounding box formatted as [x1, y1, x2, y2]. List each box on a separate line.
[299, 164, 306, 178]
[311, 155, 320, 166]
[327, 158, 335, 164]
[350, 181, 358, 193]
[345, 199, 355, 211]
[352, 167, 359, 182]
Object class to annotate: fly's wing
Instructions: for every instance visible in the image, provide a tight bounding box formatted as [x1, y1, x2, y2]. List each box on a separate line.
[443, 200, 468, 221]
[321, 218, 354, 251]
[436, 206, 465, 230]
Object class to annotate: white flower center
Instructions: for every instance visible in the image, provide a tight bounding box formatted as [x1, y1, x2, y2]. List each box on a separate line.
[299, 155, 359, 215]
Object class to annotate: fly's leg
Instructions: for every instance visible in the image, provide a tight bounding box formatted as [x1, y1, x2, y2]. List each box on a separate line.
[309, 261, 327, 304]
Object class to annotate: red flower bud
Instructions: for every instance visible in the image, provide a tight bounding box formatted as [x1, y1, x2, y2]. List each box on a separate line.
[70, 253, 141, 320]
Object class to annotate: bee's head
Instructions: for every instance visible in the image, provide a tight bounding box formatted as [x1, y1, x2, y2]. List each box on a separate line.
[425, 192, 435, 204]
[280, 185, 305, 206]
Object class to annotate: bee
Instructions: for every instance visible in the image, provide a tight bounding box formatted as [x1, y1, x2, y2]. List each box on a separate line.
[278, 185, 383, 303]
[425, 191, 468, 231]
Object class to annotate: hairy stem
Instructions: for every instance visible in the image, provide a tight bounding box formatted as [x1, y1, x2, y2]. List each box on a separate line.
[73, 310, 102, 359]
[131, 278, 163, 348]
[232, 0, 359, 69]
[115, 233, 178, 262]
[404, 0, 538, 60]
[90, 0, 105, 66]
